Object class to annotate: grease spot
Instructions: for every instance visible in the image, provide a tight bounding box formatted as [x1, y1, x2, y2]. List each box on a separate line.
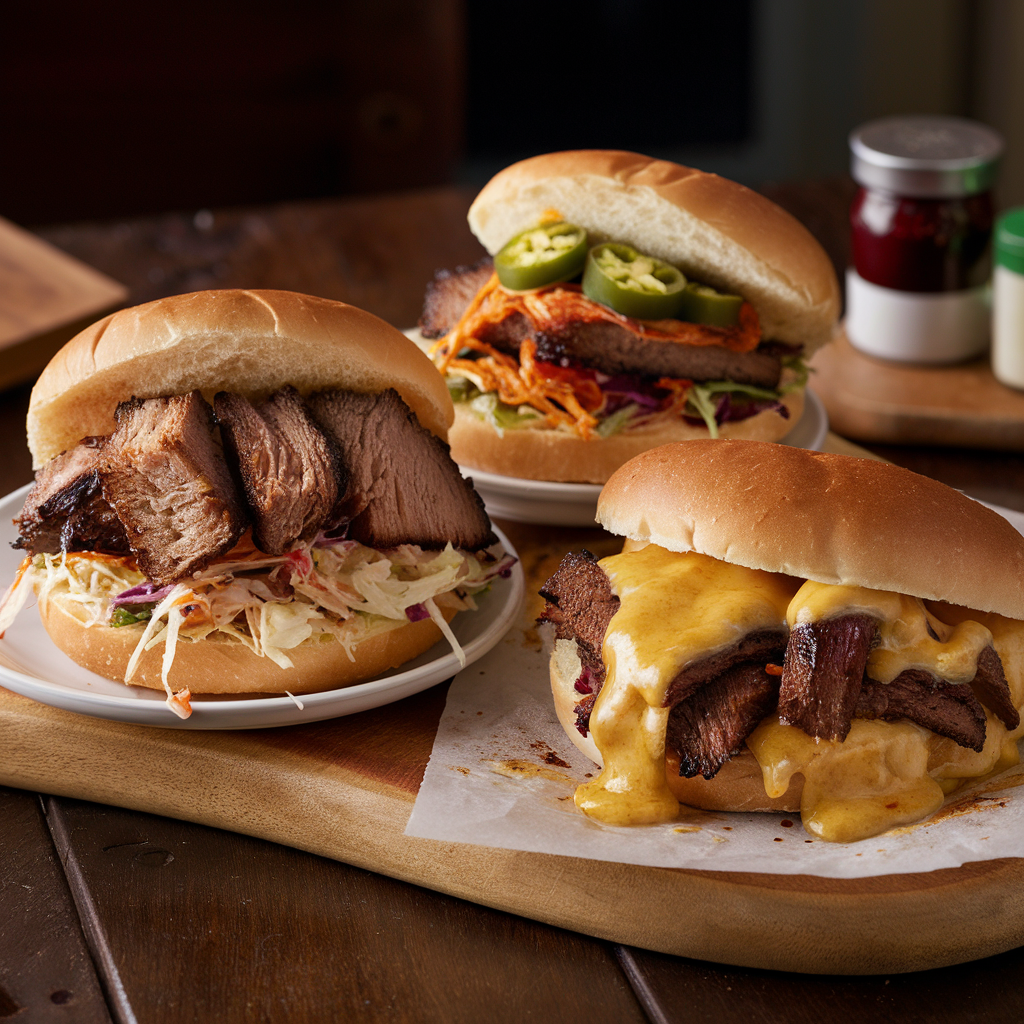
[487, 759, 575, 784]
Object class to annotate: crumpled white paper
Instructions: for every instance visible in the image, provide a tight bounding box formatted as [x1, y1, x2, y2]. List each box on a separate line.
[405, 503, 1024, 879]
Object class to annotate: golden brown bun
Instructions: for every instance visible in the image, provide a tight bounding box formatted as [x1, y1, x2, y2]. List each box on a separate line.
[549, 638, 800, 812]
[39, 587, 457, 695]
[598, 440, 1024, 620]
[28, 289, 453, 468]
[448, 391, 804, 484]
[468, 150, 840, 354]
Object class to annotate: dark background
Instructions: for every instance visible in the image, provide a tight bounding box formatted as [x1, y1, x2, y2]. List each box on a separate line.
[2, 0, 1021, 227]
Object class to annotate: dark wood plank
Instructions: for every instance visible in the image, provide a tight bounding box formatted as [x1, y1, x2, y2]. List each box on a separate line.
[0, 787, 111, 1022]
[37, 187, 487, 332]
[617, 943, 1024, 1023]
[864, 443, 1024, 514]
[47, 797, 647, 1024]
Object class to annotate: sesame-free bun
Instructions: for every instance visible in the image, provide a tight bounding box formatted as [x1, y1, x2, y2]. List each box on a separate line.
[448, 390, 804, 484]
[549, 638, 801, 812]
[468, 150, 840, 354]
[598, 440, 1024, 620]
[28, 289, 453, 468]
[38, 587, 457, 695]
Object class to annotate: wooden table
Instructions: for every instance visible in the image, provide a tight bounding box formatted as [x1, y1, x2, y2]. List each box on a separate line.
[3, 186, 1024, 1022]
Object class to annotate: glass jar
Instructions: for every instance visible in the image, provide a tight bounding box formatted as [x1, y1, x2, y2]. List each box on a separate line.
[846, 116, 1003, 364]
[992, 208, 1024, 390]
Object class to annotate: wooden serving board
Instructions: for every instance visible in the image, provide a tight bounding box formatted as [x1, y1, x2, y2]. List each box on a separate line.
[1, 679, 1023, 976]
[2, 480, 1024, 977]
[811, 328, 1024, 450]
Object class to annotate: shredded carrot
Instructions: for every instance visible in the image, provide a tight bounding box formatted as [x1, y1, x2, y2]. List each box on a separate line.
[765, 663, 784, 676]
[430, 273, 761, 438]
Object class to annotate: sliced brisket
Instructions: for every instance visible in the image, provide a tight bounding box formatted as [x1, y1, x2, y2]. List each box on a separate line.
[13, 437, 129, 555]
[419, 258, 495, 338]
[418, 260, 783, 387]
[664, 629, 788, 707]
[535, 323, 783, 389]
[100, 391, 247, 585]
[857, 672, 987, 752]
[969, 645, 1020, 730]
[305, 388, 496, 551]
[779, 614, 877, 742]
[538, 550, 620, 686]
[215, 387, 342, 555]
[666, 662, 781, 779]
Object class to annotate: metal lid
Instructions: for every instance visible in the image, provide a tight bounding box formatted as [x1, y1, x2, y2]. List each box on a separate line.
[850, 116, 1003, 198]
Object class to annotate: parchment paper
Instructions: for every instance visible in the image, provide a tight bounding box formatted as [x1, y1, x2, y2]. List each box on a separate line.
[405, 502, 1024, 879]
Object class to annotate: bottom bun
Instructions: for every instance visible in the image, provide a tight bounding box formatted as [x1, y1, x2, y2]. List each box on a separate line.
[451, 390, 805, 484]
[550, 638, 801, 813]
[39, 589, 457, 695]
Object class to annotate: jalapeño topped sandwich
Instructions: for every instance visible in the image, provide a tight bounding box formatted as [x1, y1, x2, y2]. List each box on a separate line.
[417, 151, 840, 483]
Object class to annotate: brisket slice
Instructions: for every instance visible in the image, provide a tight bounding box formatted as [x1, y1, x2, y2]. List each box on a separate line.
[215, 387, 342, 555]
[666, 662, 781, 779]
[664, 629, 788, 707]
[100, 391, 247, 585]
[539, 550, 620, 686]
[856, 672, 987, 752]
[419, 258, 495, 338]
[13, 437, 129, 555]
[417, 260, 782, 387]
[970, 645, 1019, 730]
[779, 615, 877, 742]
[305, 388, 496, 551]
[535, 323, 782, 389]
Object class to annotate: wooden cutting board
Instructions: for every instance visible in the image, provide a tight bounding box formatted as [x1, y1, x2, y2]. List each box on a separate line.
[2, 474, 1023, 978]
[811, 329, 1024, 449]
[1, 679, 1022, 977]
[0, 216, 127, 391]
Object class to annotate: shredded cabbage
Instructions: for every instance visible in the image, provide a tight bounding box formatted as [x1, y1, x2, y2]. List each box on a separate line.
[13, 539, 514, 717]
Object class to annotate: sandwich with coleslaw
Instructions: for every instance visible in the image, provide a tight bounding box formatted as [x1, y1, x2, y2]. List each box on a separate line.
[0, 289, 512, 718]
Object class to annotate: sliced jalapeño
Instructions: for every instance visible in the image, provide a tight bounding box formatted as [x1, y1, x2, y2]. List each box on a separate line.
[494, 221, 588, 290]
[582, 243, 687, 320]
[677, 281, 744, 327]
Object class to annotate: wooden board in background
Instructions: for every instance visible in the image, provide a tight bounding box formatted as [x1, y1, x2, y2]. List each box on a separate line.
[811, 329, 1024, 450]
[0, 217, 127, 391]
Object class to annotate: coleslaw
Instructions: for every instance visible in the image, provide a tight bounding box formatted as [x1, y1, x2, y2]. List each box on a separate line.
[0, 535, 515, 719]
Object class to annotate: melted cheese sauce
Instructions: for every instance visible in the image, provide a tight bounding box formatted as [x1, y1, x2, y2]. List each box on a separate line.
[574, 545, 797, 825]
[788, 581, 993, 684]
[750, 586, 1021, 842]
[574, 549, 1024, 841]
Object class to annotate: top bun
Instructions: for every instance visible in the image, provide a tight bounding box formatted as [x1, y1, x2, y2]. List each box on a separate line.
[468, 150, 840, 354]
[598, 440, 1024, 620]
[28, 289, 453, 468]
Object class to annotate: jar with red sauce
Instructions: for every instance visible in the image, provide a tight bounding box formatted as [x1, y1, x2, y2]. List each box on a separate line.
[846, 116, 1003, 363]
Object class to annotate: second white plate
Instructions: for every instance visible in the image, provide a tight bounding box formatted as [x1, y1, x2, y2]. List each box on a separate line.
[464, 389, 829, 526]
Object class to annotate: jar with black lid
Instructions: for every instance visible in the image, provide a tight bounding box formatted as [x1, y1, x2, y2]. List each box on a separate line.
[846, 116, 1003, 363]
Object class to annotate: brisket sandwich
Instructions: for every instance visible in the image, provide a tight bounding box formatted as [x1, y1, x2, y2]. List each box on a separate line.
[416, 151, 840, 483]
[0, 290, 512, 718]
[540, 441, 1024, 842]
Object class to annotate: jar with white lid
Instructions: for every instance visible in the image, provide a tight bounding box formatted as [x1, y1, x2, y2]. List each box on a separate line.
[846, 116, 1003, 364]
[992, 209, 1024, 389]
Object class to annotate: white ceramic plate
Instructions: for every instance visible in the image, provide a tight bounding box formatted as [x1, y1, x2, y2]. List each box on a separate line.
[0, 487, 524, 730]
[463, 389, 829, 526]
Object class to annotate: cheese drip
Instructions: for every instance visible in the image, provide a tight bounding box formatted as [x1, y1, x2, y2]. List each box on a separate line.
[787, 581, 994, 684]
[747, 581, 1021, 842]
[574, 546, 797, 825]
